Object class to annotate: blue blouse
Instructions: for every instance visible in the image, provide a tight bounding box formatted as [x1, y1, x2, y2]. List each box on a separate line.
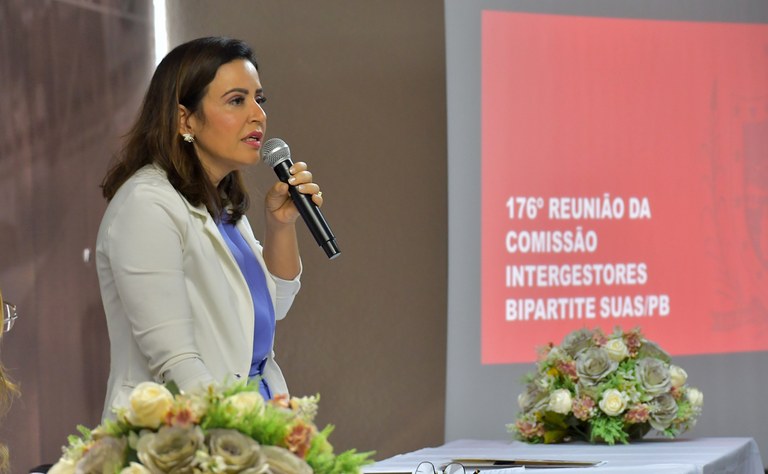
[216, 219, 276, 399]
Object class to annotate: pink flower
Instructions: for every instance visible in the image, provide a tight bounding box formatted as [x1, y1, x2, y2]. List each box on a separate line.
[163, 398, 204, 427]
[515, 419, 545, 439]
[164, 407, 196, 428]
[537, 343, 554, 362]
[592, 329, 608, 347]
[572, 396, 596, 421]
[556, 360, 578, 381]
[285, 421, 314, 459]
[624, 404, 650, 424]
[624, 329, 643, 357]
[270, 394, 292, 410]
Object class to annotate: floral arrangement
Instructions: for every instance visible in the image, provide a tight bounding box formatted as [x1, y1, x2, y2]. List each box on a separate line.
[49, 381, 373, 473]
[510, 327, 703, 445]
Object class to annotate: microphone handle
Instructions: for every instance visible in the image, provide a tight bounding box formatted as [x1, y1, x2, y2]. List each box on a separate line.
[272, 159, 341, 259]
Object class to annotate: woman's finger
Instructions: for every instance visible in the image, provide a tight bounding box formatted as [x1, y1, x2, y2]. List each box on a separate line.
[312, 190, 323, 206]
[295, 183, 320, 196]
[288, 170, 313, 185]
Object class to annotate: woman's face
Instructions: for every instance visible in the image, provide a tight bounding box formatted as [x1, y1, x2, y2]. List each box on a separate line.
[183, 59, 267, 185]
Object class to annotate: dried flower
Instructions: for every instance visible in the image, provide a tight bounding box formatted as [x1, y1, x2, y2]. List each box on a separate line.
[284, 421, 314, 459]
[571, 396, 596, 421]
[515, 419, 545, 439]
[289, 395, 320, 422]
[624, 404, 650, 424]
[555, 360, 578, 381]
[623, 329, 643, 356]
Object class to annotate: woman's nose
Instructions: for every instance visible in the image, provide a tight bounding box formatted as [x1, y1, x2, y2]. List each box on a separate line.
[251, 99, 266, 122]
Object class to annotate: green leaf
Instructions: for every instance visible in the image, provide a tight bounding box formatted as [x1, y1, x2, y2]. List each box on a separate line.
[164, 380, 181, 396]
[543, 429, 567, 444]
[306, 425, 375, 474]
[589, 416, 629, 445]
[542, 411, 568, 429]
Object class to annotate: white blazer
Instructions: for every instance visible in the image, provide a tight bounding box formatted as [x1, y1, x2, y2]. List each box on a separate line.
[96, 164, 300, 420]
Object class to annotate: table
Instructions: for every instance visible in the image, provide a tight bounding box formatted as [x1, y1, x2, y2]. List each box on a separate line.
[362, 438, 764, 474]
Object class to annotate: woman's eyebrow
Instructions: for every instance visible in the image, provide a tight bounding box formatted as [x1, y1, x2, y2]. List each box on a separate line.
[221, 87, 263, 97]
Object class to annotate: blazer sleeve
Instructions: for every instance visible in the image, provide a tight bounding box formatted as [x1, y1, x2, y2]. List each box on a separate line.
[100, 182, 215, 391]
[272, 273, 301, 321]
[237, 215, 301, 321]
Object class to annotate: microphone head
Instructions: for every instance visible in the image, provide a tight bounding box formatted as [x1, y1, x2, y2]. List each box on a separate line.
[261, 138, 291, 167]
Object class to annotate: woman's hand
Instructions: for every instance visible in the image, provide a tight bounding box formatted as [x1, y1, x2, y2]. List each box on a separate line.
[262, 161, 321, 279]
[264, 161, 323, 226]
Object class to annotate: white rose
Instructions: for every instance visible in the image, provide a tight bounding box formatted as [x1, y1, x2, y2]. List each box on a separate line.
[547, 389, 573, 414]
[48, 458, 76, 474]
[517, 392, 529, 410]
[603, 338, 629, 362]
[686, 388, 704, 407]
[121, 462, 152, 474]
[126, 382, 174, 429]
[599, 389, 628, 416]
[669, 365, 688, 388]
[224, 391, 266, 417]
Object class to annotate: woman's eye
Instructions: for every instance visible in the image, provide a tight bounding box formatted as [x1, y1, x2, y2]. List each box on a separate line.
[256, 95, 268, 105]
[230, 96, 245, 105]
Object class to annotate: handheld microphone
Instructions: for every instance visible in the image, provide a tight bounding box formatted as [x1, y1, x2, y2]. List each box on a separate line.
[261, 138, 341, 259]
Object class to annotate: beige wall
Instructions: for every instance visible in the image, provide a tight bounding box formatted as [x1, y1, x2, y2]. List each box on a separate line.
[0, 0, 447, 471]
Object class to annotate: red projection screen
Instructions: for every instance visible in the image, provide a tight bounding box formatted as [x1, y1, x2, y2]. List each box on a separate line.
[481, 12, 768, 364]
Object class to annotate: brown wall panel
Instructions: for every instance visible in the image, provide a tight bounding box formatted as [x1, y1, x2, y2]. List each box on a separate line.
[0, 0, 153, 471]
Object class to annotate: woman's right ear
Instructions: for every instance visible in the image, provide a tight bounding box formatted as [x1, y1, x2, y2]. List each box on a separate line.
[177, 104, 193, 139]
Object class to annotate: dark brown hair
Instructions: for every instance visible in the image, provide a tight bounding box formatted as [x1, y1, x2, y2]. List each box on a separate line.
[0, 360, 18, 473]
[0, 290, 19, 473]
[101, 37, 259, 222]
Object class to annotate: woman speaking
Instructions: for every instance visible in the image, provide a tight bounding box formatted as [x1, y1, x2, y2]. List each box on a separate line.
[96, 37, 323, 419]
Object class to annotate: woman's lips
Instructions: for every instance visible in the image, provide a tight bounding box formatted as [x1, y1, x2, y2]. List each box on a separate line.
[243, 131, 263, 149]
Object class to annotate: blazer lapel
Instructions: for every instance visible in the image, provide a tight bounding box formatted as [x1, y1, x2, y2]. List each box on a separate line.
[236, 216, 278, 305]
[185, 201, 255, 338]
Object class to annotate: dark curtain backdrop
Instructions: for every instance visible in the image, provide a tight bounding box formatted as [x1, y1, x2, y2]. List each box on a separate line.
[0, 0, 448, 471]
[0, 0, 154, 471]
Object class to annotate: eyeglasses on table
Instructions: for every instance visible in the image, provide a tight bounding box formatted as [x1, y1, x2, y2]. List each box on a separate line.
[0, 289, 18, 333]
[415, 461, 479, 474]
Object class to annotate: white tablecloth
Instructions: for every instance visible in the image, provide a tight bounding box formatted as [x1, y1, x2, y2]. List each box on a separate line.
[362, 438, 764, 474]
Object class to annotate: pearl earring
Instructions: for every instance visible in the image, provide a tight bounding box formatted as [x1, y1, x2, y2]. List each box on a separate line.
[182, 133, 195, 143]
